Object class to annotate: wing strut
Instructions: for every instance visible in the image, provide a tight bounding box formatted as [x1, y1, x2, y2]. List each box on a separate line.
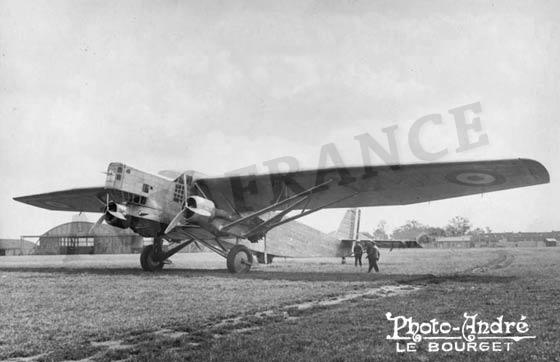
[219, 179, 334, 233]
[242, 191, 359, 240]
[181, 231, 228, 258]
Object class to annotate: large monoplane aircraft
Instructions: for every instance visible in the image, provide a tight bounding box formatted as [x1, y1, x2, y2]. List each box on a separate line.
[14, 158, 549, 273]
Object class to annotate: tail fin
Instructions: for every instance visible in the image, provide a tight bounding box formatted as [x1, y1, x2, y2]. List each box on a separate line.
[336, 208, 360, 240]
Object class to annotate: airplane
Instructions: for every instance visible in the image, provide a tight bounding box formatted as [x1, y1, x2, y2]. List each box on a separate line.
[14, 158, 549, 273]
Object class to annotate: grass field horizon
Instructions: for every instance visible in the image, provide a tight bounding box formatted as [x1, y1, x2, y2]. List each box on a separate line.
[1, 247, 558, 361]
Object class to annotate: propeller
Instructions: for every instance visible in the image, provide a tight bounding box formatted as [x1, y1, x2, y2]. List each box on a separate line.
[89, 194, 109, 234]
[164, 209, 186, 234]
[90, 213, 106, 234]
[164, 173, 194, 235]
[89, 194, 128, 234]
[106, 202, 127, 220]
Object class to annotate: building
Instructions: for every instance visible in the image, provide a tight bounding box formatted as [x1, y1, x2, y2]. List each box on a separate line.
[355, 232, 422, 249]
[30, 221, 143, 255]
[0, 239, 36, 256]
[424, 235, 503, 248]
[481, 231, 560, 244]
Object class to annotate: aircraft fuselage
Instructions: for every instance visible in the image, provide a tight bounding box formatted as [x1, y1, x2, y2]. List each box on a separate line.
[103, 162, 183, 237]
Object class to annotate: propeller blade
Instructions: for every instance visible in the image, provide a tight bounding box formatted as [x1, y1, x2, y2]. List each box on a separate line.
[89, 214, 105, 234]
[165, 209, 187, 234]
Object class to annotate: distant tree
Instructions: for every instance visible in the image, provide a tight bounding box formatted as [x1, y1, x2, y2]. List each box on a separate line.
[392, 220, 429, 240]
[468, 227, 486, 236]
[372, 220, 389, 240]
[414, 227, 446, 244]
[426, 227, 446, 237]
[445, 216, 472, 236]
[378, 220, 387, 232]
[416, 233, 434, 244]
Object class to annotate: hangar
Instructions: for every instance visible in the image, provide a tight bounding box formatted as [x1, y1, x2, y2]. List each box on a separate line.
[0, 239, 35, 256]
[31, 221, 144, 255]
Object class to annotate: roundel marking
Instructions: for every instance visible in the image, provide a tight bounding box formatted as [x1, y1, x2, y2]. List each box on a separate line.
[446, 170, 506, 187]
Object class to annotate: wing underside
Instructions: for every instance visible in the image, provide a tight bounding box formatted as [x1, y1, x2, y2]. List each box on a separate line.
[196, 158, 549, 212]
[13, 187, 108, 212]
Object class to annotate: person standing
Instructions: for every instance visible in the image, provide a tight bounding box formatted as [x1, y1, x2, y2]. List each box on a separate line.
[353, 242, 363, 267]
[366, 241, 380, 273]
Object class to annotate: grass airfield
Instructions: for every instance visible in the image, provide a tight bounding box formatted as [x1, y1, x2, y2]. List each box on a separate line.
[0, 248, 558, 361]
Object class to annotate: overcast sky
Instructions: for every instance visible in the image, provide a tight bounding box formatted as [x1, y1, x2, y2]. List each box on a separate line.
[1, 0, 559, 238]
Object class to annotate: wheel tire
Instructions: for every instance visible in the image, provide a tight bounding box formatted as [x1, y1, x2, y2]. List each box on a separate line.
[226, 245, 253, 274]
[140, 244, 164, 272]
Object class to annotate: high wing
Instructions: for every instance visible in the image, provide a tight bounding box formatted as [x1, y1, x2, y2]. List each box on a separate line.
[12, 159, 549, 218]
[13, 187, 108, 212]
[195, 158, 549, 213]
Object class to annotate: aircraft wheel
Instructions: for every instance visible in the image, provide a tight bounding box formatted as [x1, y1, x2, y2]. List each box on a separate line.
[140, 244, 164, 272]
[226, 245, 253, 274]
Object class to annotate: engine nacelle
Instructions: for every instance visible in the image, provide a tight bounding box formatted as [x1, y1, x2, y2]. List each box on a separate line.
[105, 215, 131, 229]
[185, 196, 216, 224]
[183, 196, 236, 229]
[104, 202, 131, 229]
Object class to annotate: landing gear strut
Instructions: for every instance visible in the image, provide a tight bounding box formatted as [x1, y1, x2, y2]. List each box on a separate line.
[140, 236, 194, 272]
[170, 233, 254, 274]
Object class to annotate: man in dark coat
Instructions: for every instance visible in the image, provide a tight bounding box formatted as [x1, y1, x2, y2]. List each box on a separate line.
[366, 241, 380, 273]
[353, 242, 363, 267]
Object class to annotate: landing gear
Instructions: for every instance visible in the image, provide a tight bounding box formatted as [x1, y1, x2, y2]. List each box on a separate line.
[140, 244, 164, 271]
[256, 252, 274, 264]
[226, 245, 253, 274]
[140, 237, 194, 272]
